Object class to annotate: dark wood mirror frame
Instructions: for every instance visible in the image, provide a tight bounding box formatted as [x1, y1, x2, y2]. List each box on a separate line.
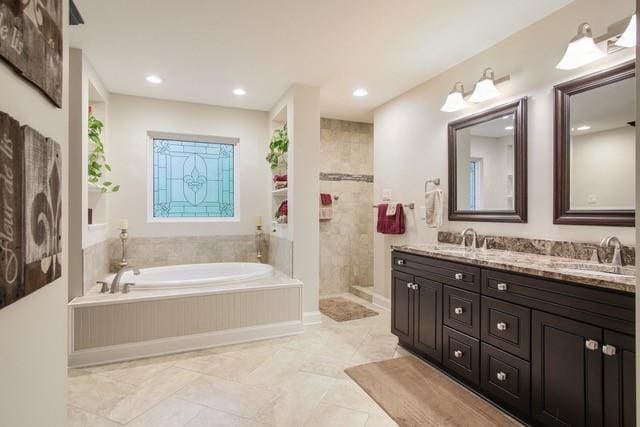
[553, 61, 635, 227]
[448, 97, 528, 223]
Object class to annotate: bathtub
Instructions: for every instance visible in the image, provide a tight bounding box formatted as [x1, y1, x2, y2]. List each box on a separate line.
[109, 262, 274, 290]
[68, 263, 302, 367]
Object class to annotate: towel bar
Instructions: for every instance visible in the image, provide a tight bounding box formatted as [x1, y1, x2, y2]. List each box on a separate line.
[373, 203, 415, 210]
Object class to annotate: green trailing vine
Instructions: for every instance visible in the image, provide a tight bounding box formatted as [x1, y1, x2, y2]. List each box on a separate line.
[266, 124, 288, 169]
[88, 109, 119, 192]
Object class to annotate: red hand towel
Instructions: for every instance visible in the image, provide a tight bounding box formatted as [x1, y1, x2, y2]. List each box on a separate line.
[276, 200, 288, 217]
[376, 203, 405, 234]
[320, 193, 332, 206]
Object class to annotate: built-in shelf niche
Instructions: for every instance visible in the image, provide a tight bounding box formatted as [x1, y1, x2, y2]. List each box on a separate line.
[86, 78, 109, 241]
[271, 104, 289, 237]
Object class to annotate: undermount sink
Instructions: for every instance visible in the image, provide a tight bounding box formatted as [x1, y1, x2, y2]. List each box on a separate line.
[551, 261, 635, 278]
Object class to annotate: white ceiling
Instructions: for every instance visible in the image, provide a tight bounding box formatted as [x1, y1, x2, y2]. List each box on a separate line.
[70, 0, 573, 123]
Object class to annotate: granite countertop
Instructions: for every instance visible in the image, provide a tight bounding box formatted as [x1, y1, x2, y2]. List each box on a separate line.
[392, 243, 635, 294]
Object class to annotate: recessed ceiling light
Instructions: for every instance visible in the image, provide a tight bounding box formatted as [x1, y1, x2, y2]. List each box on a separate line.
[576, 125, 591, 131]
[505, 126, 514, 131]
[502, 115, 512, 120]
[145, 75, 162, 84]
[353, 88, 368, 97]
[233, 88, 247, 96]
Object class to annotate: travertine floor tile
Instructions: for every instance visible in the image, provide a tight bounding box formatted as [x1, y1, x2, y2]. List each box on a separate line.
[68, 405, 121, 427]
[305, 403, 370, 427]
[126, 397, 204, 426]
[185, 407, 267, 427]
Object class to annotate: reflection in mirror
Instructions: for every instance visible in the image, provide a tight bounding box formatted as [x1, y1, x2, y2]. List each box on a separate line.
[456, 113, 515, 211]
[569, 76, 635, 210]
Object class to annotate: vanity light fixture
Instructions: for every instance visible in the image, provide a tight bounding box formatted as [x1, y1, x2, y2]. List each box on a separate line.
[233, 88, 247, 96]
[145, 75, 163, 84]
[440, 82, 468, 112]
[469, 68, 500, 103]
[556, 23, 605, 70]
[616, 15, 636, 48]
[505, 126, 514, 131]
[353, 88, 368, 97]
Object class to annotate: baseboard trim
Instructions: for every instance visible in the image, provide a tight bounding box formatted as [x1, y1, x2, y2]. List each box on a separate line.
[372, 293, 391, 311]
[303, 310, 322, 325]
[69, 320, 304, 368]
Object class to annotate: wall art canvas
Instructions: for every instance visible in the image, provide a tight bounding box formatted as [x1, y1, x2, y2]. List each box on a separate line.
[23, 125, 61, 295]
[0, 0, 63, 106]
[0, 112, 23, 309]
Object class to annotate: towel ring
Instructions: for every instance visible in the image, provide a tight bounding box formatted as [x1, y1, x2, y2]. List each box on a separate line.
[425, 178, 441, 192]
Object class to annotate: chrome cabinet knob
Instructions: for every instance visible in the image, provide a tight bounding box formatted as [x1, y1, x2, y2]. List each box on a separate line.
[496, 283, 508, 291]
[412, 284, 419, 290]
[585, 340, 599, 351]
[453, 350, 463, 359]
[454, 273, 463, 280]
[496, 322, 508, 331]
[397, 259, 405, 265]
[406, 282, 413, 289]
[454, 307, 464, 315]
[602, 345, 617, 356]
[496, 372, 507, 382]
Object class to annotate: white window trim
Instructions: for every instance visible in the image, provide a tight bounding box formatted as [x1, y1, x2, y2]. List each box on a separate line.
[146, 131, 240, 223]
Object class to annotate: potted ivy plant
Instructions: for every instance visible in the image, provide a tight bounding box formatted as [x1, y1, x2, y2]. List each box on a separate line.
[266, 124, 288, 169]
[88, 107, 119, 193]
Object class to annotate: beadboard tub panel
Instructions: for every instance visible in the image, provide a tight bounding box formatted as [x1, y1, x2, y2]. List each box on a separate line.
[73, 286, 302, 351]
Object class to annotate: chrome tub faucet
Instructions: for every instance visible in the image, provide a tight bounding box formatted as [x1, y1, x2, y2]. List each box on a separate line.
[111, 265, 140, 293]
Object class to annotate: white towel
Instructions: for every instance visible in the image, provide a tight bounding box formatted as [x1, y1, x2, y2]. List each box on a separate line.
[386, 202, 397, 216]
[425, 189, 444, 228]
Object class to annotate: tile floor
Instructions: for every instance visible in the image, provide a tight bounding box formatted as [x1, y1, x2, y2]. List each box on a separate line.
[68, 294, 402, 426]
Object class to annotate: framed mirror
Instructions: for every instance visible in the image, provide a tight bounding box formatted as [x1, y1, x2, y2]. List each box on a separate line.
[554, 61, 635, 226]
[448, 98, 528, 222]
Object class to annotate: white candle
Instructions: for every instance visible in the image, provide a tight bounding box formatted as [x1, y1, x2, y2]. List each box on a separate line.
[256, 215, 262, 227]
[119, 219, 129, 230]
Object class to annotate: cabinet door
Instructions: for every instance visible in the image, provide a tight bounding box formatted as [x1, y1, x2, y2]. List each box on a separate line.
[532, 311, 603, 427]
[413, 277, 443, 362]
[603, 331, 636, 427]
[391, 271, 414, 345]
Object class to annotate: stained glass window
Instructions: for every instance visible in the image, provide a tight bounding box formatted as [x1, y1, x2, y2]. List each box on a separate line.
[152, 138, 235, 218]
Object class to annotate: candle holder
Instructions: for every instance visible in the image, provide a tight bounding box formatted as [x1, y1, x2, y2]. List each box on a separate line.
[255, 225, 264, 262]
[119, 228, 129, 268]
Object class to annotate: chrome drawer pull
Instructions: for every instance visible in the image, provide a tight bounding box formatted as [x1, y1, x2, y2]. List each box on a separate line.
[496, 283, 508, 291]
[585, 340, 599, 351]
[397, 259, 405, 265]
[454, 273, 463, 280]
[496, 322, 508, 331]
[453, 350, 463, 359]
[454, 307, 464, 315]
[496, 372, 507, 382]
[602, 345, 617, 356]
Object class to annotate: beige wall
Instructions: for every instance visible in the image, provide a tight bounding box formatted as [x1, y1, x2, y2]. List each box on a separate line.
[0, 4, 69, 426]
[319, 119, 373, 295]
[571, 126, 635, 209]
[373, 0, 636, 301]
[107, 94, 271, 238]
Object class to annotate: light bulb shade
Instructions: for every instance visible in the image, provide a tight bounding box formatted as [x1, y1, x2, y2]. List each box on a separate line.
[556, 23, 605, 70]
[616, 15, 636, 48]
[440, 83, 468, 112]
[469, 78, 500, 103]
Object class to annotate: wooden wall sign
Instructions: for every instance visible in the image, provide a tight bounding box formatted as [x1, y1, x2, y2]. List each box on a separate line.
[23, 125, 61, 295]
[0, 112, 23, 309]
[0, 0, 63, 107]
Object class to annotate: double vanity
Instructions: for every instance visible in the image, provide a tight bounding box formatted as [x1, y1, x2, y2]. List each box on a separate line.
[391, 240, 635, 426]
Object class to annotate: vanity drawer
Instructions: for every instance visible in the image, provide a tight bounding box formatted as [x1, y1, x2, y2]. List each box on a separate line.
[393, 251, 480, 292]
[481, 343, 531, 416]
[481, 296, 531, 360]
[443, 326, 480, 386]
[482, 269, 635, 335]
[443, 286, 480, 338]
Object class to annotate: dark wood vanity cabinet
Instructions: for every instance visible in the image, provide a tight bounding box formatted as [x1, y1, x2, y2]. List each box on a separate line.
[391, 250, 636, 426]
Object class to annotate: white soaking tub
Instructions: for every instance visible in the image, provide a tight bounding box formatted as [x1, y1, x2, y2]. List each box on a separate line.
[109, 262, 274, 290]
[68, 263, 302, 367]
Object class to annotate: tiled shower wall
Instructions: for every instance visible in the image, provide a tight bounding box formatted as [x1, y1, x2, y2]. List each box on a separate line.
[319, 118, 374, 295]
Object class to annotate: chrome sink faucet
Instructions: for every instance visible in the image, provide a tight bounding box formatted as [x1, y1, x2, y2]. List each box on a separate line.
[111, 266, 140, 293]
[460, 228, 478, 250]
[600, 236, 624, 271]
